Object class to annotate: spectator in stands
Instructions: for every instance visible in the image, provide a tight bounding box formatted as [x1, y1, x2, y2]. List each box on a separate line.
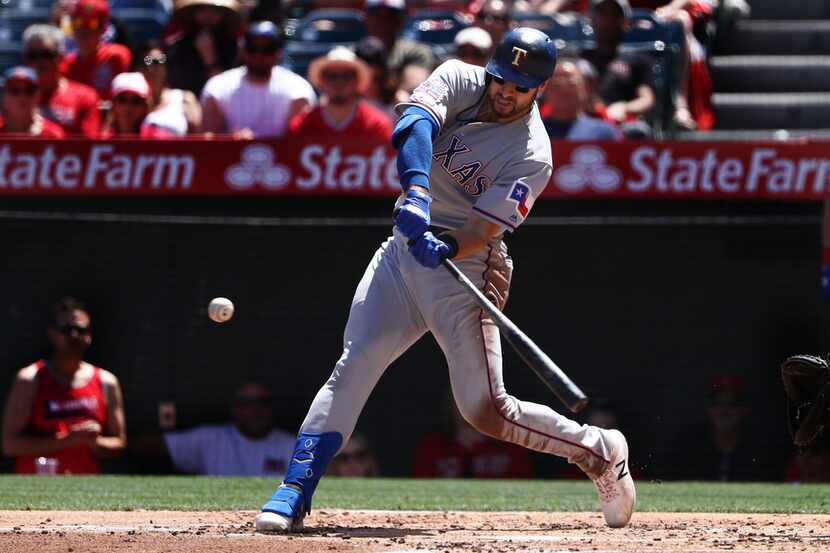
[413, 392, 533, 478]
[394, 63, 431, 105]
[453, 27, 492, 67]
[100, 72, 151, 137]
[328, 433, 380, 477]
[130, 382, 295, 476]
[475, 0, 512, 50]
[542, 58, 622, 140]
[629, 0, 716, 130]
[137, 41, 202, 135]
[59, 0, 131, 99]
[664, 376, 777, 481]
[201, 21, 315, 139]
[1, 297, 126, 474]
[289, 46, 392, 138]
[355, 36, 395, 113]
[580, 0, 656, 138]
[23, 24, 101, 138]
[512, 0, 588, 15]
[166, 0, 243, 97]
[0, 67, 66, 138]
[364, 0, 435, 75]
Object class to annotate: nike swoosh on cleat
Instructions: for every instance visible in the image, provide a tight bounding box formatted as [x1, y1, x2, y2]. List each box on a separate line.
[616, 459, 629, 480]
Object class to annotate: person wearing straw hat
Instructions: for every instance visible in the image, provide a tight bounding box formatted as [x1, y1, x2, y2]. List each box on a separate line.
[288, 46, 392, 139]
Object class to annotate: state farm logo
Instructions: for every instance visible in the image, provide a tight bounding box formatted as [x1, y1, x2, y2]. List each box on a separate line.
[554, 146, 622, 193]
[225, 145, 291, 190]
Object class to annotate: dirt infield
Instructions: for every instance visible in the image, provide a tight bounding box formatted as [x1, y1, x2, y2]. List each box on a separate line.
[1, 509, 829, 552]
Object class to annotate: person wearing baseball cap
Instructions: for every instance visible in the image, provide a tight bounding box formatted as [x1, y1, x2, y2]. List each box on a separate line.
[364, 0, 434, 75]
[289, 46, 391, 140]
[100, 71, 150, 137]
[201, 21, 316, 139]
[580, 0, 656, 138]
[60, 0, 131, 99]
[453, 27, 493, 67]
[1, 66, 65, 137]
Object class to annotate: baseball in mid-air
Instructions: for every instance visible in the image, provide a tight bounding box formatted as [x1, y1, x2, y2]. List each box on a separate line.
[208, 297, 234, 323]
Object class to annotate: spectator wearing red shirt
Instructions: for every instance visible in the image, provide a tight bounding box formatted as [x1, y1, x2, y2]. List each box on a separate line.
[23, 24, 101, 138]
[101, 72, 151, 137]
[414, 394, 533, 479]
[0, 66, 65, 138]
[1, 297, 127, 475]
[60, 0, 131, 99]
[289, 47, 392, 141]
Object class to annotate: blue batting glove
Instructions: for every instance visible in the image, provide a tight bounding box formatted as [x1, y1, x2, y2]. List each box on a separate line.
[409, 232, 457, 269]
[394, 188, 431, 241]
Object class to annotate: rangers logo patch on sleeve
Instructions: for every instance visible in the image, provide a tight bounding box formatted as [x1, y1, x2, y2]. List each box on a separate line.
[507, 181, 531, 217]
[410, 78, 449, 108]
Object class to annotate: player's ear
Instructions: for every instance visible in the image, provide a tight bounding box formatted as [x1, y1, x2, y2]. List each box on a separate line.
[537, 79, 550, 94]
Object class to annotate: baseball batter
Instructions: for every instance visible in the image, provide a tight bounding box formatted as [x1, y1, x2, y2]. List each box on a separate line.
[256, 28, 636, 532]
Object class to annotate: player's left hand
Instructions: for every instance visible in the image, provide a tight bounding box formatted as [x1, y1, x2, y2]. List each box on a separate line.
[409, 231, 457, 269]
[394, 188, 432, 240]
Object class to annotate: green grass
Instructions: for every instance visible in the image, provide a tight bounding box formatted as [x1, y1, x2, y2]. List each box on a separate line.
[0, 476, 828, 513]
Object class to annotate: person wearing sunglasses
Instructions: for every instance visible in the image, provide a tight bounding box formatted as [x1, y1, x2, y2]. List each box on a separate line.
[22, 24, 101, 138]
[474, 0, 512, 47]
[136, 41, 202, 136]
[289, 46, 392, 140]
[201, 21, 315, 139]
[256, 28, 635, 535]
[130, 382, 295, 476]
[2, 297, 126, 475]
[100, 72, 151, 137]
[59, 0, 131, 100]
[0, 66, 65, 138]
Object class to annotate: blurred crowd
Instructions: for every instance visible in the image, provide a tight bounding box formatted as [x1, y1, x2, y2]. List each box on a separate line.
[0, 0, 750, 141]
[2, 296, 827, 482]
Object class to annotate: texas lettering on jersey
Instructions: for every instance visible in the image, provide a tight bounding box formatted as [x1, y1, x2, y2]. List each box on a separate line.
[433, 135, 491, 196]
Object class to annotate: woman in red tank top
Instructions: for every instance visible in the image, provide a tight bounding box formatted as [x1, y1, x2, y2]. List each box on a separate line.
[1, 298, 126, 474]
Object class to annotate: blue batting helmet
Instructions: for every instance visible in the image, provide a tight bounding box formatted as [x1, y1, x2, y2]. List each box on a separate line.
[485, 27, 557, 89]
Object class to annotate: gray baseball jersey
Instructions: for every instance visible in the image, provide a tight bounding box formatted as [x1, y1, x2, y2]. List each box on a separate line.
[294, 59, 613, 489]
[397, 59, 553, 231]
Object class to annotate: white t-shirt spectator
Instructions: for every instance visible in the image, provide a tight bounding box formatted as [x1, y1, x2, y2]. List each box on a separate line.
[164, 424, 295, 476]
[200, 66, 316, 138]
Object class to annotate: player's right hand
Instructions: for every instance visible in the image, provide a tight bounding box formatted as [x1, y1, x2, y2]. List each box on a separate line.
[394, 188, 432, 240]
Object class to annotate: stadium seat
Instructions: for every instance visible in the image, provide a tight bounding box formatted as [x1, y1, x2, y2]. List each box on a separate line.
[289, 9, 367, 43]
[0, 44, 23, 76]
[0, 8, 52, 42]
[282, 9, 367, 77]
[511, 11, 589, 52]
[110, 8, 169, 43]
[402, 9, 468, 47]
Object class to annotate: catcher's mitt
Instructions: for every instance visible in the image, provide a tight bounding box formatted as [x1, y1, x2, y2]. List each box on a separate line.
[781, 354, 830, 448]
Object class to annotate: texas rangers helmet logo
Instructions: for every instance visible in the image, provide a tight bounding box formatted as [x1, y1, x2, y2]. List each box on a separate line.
[507, 181, 531, 217]
[511, 47, 528, 66]
[554, 146, 622, 193]
[225, 144, 291, 190]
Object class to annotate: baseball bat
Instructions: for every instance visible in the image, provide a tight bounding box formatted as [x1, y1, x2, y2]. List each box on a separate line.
[442, 258, 589, 413]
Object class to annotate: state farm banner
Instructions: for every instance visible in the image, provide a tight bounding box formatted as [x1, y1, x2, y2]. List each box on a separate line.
[0, 137, 828, 200]
[0, 136, 400, 196]
[548, 141, 830, 200]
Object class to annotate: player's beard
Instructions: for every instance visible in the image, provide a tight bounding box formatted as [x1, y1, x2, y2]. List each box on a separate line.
[479, 90, 538, 123]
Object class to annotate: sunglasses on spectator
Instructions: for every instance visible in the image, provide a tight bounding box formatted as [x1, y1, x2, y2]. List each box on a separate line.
[57, 323, 91, 336]
[337, 449, 369, 461]
[143, 54, 167, 66]
[323, 70, 357, 82]
[491, 75, 530, 94]
[234, 395, 273, 407]
[24, 49, 58, 61]
[245, 44, 279, 55]
[5, 85, 37, 97]
[114, 94, 145, 106]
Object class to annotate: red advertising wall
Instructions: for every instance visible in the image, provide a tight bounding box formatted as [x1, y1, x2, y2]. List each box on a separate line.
[0, 136, 827, 200]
